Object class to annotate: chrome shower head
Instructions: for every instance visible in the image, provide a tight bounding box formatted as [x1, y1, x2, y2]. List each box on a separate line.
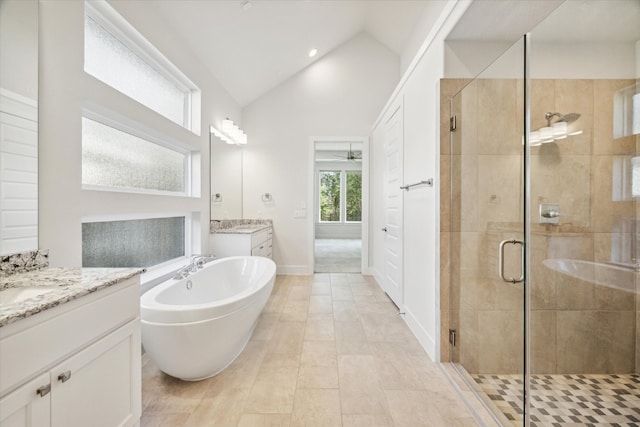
[558, 112, 581, 123]
[545, 112, 581, 126]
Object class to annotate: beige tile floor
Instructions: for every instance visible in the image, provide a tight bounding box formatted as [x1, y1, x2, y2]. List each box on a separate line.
[314, 239, 361, 273]
[141, 274, 480, 426]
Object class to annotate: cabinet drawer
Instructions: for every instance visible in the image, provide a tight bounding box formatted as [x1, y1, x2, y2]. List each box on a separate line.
[251, 240, 268, 256]
[251, 228, 270, 248]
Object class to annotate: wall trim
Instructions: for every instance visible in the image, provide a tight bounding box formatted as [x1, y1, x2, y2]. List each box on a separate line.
[403, 306, 437, 362]
[276, 264, 312, 276]
[0, 88, 38, 121]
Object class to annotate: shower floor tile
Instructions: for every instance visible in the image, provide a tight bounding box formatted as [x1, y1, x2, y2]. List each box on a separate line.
[473, 373, 640, 426]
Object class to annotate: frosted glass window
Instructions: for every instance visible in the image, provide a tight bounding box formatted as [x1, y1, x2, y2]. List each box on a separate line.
[84, 15, 187, 126]
[82, 117, 186, 193]
[83, 217, 185, 268]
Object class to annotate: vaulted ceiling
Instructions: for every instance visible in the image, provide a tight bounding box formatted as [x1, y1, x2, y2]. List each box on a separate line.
[147, 0, 433, 107]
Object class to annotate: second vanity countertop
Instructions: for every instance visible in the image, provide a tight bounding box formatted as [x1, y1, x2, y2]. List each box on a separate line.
[212, 224, 272, 234]
[210, 219, 273, 235]
[0, 267, 145, 328]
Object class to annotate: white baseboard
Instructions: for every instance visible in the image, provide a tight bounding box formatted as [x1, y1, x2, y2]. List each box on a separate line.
[276, 265, 312, 275]
[403, 306, 437, 362]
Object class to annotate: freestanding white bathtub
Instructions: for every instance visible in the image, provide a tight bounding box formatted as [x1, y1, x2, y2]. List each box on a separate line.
[141, 256, 276, 380]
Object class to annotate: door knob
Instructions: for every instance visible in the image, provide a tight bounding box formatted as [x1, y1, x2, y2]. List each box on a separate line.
[381, 227, 388, 232]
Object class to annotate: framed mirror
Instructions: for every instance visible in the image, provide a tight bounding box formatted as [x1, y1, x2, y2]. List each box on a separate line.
[0, 0, 39, 255]
[210, 131, 243, 220]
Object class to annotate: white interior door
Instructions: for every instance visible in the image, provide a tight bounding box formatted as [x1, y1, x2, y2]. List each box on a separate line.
[382, 103, 403, 308]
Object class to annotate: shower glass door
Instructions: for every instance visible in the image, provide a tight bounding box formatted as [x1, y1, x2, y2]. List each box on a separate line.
[527, 1, 640, 425]
[449, 37, 528, 424]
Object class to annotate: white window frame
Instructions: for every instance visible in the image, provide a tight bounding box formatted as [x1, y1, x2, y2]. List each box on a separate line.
[344, 169, 363, 224]
[84, 0, 201, 135]
[318, 169, 342, 223]
[317, 169, 362, 224]
[82, 107, 194, 197]
[81, 211, 197, 288]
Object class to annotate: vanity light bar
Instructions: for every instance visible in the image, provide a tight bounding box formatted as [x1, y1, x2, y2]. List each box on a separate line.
[210, 119, 248, 145]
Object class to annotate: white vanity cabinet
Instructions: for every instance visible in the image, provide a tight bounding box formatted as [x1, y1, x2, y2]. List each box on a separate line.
[0, 277, 141, 427]
[211, 227, 273, 259]
[0, 373, 50, 426]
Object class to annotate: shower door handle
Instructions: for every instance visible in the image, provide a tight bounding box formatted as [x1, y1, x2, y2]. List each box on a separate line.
[498, 239, 524, 284]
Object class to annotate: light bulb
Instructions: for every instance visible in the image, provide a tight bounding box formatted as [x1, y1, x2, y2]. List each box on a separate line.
[552, 122, 567, 139]
[540, 126, 554, 143]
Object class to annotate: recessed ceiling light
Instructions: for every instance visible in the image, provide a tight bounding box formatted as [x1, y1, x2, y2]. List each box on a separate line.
[308, 48, 318, 58]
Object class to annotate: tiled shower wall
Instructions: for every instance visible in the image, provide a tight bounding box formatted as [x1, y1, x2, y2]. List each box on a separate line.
[440, 78, 639, 375]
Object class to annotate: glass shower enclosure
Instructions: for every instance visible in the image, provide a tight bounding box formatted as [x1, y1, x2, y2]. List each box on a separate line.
[448, 1, 640, 425]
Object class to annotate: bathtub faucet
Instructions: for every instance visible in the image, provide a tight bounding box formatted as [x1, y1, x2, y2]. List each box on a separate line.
[191, 254, 216, 268]
[173, 263, 198, 279]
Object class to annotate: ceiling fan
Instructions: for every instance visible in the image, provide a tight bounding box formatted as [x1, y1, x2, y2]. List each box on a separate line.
[322, 144, 362, 162]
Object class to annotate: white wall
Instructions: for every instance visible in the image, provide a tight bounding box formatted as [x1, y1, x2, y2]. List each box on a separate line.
[446, 40, 638, 80]
[315, 224, 362, 239]
[242, 32, 399, 274]
[400, 1, 450, 75]
[369, 0, 471, 361]
[39, 1, 241, 267]
[0, 0, 38, 100]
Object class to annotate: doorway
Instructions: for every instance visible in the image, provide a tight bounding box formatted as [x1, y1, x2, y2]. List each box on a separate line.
[309, 137, 369, 274]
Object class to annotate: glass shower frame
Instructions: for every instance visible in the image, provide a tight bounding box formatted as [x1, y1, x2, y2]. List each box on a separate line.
[449, 3, 640, 424]
[448, 35, 529, 426]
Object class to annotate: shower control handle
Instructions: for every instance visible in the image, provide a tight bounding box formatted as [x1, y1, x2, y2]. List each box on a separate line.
[498, 239, 524, 284]
[381, 227, 387, 232]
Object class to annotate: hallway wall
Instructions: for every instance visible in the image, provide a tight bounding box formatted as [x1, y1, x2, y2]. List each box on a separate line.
[242, 33, 399, 274]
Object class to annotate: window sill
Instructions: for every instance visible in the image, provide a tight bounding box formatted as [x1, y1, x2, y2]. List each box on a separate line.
[139, 257, 189, 294]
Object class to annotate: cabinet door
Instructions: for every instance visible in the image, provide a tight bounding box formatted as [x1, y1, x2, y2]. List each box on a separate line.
[51, 319, 141, 427]
[0, 373, 51, 427]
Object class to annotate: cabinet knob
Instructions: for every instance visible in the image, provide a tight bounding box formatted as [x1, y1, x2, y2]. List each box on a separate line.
[58, 370, 72, 383]
[36, 384, 51, 397]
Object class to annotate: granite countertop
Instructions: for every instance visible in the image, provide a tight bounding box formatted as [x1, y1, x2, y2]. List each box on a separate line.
[211, 219, 273, 234]
[0, 267, 145, 328]
[212, 224, 272, 234]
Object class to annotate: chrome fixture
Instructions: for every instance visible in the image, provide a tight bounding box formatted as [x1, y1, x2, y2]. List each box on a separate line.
[173, 263, 198, 279]
[529, 111, 582, 146]
[261, 193, 273, 202]
[498, 239, 524, 284]
[400, 179, 433, 191]
[190, 254, 215, 268]
[540, 203, 560, 224]
[539, 203, 571, 225]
